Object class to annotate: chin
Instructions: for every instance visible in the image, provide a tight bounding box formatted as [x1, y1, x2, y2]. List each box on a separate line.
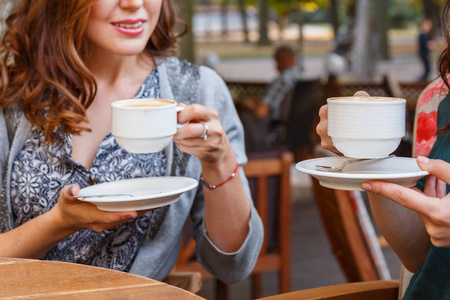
[120, 49, 147, 57]
[112, 45, 148, 57]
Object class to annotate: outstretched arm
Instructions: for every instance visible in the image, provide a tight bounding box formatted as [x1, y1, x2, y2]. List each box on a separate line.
[0, 185, 138, 258]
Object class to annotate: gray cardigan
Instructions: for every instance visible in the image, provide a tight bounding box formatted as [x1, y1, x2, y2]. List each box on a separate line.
[0, 57, 264, 284]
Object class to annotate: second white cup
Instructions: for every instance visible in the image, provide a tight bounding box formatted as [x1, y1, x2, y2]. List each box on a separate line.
[111, 98, 184, 153]
[327, 96, 406, 158]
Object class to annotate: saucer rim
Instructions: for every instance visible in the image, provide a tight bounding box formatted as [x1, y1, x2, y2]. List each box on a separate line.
[295, 156, 429, 180]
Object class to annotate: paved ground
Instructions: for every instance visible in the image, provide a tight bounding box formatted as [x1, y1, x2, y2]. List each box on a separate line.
[215, 52, 439, 84]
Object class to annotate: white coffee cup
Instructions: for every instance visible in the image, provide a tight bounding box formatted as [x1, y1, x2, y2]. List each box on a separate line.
[111, 98, 184, 153]
[327, 96, 406, 158]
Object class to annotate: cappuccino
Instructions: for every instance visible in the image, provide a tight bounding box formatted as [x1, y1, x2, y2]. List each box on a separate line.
[328, 96, 404, 102]
[117, 99, 173, 108]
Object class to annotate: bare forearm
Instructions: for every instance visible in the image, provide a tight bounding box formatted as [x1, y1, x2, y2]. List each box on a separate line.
[0, 210, 75, 258]
[202, 162, 251, 253]
[368, 192, 430, 272]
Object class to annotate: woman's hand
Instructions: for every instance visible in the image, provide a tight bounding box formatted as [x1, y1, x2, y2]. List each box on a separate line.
[316, 104, 339, 153]
[362, 157, 450, 247]
[174, 103, 234, 166]
[316, 90, 370, 154]
[52, 185, 138, 233]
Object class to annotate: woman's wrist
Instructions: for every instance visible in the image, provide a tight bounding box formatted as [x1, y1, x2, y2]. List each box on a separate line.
[200, 146, 237, 184]
[47, 205, 79, 238]
[200, 161, 239, 189]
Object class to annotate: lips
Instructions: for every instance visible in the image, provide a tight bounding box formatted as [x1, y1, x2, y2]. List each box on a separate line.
[112, 19, 145, 36]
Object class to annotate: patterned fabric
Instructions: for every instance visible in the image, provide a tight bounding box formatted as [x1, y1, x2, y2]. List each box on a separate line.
[262, 65, 303, 119]
[164, 57, 199, 177]
[0, 105, 22, 232]
[10, 69, 168, 271]
[414, 78, 448, 157]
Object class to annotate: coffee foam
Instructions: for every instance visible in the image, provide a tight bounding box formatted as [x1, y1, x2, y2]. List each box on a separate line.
[329, 96, 404, 102]
[116, 99, 174, 108]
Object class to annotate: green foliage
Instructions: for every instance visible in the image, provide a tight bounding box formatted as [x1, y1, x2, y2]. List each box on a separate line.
[407, 0, 446, 11]
[204, 0, 445, 29]
[389, 0, 420, 28]
[269, 0, 328, 15]
[334, 0, 444, 30]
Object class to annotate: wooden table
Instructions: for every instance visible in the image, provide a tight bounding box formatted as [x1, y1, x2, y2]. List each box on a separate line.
[255, 280, 399, 300]
[0, 257, 205, 299]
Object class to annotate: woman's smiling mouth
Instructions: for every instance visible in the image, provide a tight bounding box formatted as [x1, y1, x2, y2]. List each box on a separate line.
[112, 20, 145, 35]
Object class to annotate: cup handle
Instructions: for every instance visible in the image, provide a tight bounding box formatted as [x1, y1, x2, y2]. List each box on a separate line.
[176, 106, 189, 128]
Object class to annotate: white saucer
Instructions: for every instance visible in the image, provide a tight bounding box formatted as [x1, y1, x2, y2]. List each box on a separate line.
[77, 177, 198, 211]
[295, 157, 429, 191]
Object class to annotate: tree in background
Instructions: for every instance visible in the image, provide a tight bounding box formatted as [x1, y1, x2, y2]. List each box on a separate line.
[238, 0, 250, 42]
[329, 0, 339, 38]
[376, 0, 390, 60]
[352, 0, 380, 81]
[258, 0, 271, 45]
[221, 0, 229, 38]
[176, 0, 196, 63]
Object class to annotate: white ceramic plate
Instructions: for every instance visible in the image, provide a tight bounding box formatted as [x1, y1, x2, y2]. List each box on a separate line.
[77, 177, 198, 211]
[295, 157, 429, 191]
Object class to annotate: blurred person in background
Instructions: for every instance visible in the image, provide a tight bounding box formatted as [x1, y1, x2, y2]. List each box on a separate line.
[254, 45, 304, 120]
[418, 18, 436, 81]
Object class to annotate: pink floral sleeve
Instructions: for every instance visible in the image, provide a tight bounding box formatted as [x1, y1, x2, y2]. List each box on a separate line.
[413, 78, 448, 157]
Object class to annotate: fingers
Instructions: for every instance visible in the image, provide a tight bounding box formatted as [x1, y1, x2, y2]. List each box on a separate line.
[437, 178, 447, 199]
[316, 104, 342, 154]
[61, 185, 80, 201]
[353, 91, 370, 97]
[177, 104, 218, 124]
[416, 156, 450, 185]
[423, 175, 438, 198]
[316, 105, 329, 143]
[57, 184, 138, 232]
[175, 122, 211, 140]
[318, 104, 328, 118]
[175, 104, 224, 141]
[361, 181, 439, 216]
[89, 211, 138, 232]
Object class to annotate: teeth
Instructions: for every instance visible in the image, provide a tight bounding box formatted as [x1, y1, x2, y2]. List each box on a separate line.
[115, 22, 143, 29]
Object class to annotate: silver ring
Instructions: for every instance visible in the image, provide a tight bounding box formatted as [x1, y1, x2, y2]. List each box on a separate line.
[199, 122, 208, 140]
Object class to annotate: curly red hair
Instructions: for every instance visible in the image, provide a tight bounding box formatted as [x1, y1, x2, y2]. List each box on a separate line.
[0, 0, 182, 143]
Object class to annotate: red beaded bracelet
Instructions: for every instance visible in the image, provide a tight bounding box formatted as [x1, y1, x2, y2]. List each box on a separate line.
[200, 162, 239, 190]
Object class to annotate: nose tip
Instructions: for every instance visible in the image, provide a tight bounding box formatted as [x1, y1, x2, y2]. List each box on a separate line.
[120, 0, 144, 9]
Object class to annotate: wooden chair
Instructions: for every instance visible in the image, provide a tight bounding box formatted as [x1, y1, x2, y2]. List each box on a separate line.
[175, 150, 294, 300]
[255, 280, 399, 300]
[164, 270, 203, 294]
[275, 79, 322, 161]
[311, 175, 391, 282]
[245, 150, 294, 298]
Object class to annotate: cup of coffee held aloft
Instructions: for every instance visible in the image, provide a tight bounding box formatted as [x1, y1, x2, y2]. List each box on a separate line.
[111, 98, 184, 153]
[327, 96, 406, 158]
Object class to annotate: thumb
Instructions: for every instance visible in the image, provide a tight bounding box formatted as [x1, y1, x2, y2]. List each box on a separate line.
[65, 184, 80, 198]
[353, 91, 370, 97]
[416, 156, 450, 185]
